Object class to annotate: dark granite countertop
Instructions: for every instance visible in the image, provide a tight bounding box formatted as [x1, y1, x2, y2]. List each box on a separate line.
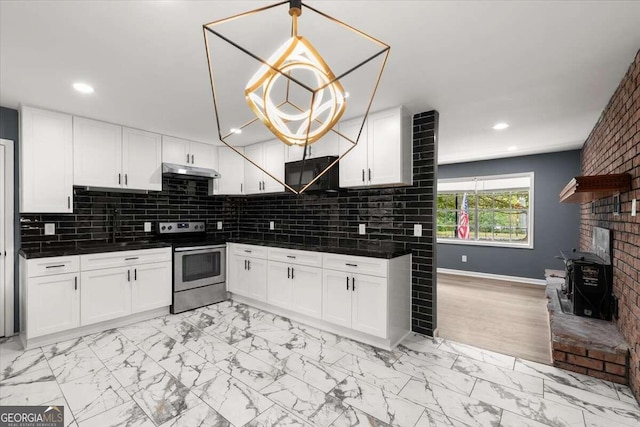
[227, 239, 411, 259]
[20, 241, 172, 259]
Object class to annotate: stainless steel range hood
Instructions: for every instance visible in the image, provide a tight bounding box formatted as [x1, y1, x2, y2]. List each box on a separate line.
[162, 163, 221, 180]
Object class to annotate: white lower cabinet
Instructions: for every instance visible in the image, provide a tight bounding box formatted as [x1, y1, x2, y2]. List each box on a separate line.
[81, 266, 131, 325]
[21, 248, 172, 347]
[322, 269, 352, 326]
[291, 264, 322, 319]
[228, 253, 267, 301]
[27, 272, 80, 338]
[267, 261, 292, 307]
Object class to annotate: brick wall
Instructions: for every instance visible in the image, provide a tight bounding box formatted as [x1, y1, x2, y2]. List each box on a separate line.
[580, 49, 640, 400]
[552, 342, 628, 384]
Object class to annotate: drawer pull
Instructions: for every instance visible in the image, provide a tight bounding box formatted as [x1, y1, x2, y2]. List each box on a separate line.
[352, 277, 356, 291]
[244, 250, 252, 253]
[287, 267, 291, 279]
[346, 276, 349, 290]
[291, 267, 294, 279]
[286, 255, 296, 259]
[46, 264, 66, 269]
[345, 263, 358, 267]
[125, 257, 139, 261]
[74, 276, 78, 290]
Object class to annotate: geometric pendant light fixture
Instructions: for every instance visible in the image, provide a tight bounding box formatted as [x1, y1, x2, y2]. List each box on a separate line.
[203, 0, 390, 194]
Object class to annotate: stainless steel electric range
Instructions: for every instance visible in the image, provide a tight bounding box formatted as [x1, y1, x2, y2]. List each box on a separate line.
[157, 221, 226, 313]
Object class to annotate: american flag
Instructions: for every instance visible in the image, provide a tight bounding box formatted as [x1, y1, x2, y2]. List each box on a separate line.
[458, 192, 470, 239]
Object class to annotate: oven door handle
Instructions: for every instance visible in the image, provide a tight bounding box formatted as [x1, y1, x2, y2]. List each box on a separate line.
[174, 245, 226, 252]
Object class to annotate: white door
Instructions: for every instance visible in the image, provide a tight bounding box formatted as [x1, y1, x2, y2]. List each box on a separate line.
[80, 267, 131, 325]
[162, 135, 190, 166]
[215, 147, 245, 195]
[267, 261, 293, 308]
[122, 127, 162, 191]
[339, 117, 368, 188]
[368, 109, 400, 186]
[190, 141, 217, 169]
[27, 273, 80, 338]
[0, 144, 5, 336]
[131, 262, 172, 313]
[73, 117, 122, 187]
[20, 107, 74, 213]
[322, 270, 352, 327]
[351, 273, 387, 338]
[247, 257, 268, 301]
[262, 140, 285, 193]
[291, 265, 322, 319]
[228, 255, 249, 296]
[244, 144, 263, 194]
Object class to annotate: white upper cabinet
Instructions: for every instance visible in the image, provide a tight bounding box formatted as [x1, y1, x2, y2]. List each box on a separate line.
[243, 140, 284, 194]
[73, 117, 122, 188]
[339, 106, 412, 189]
[212, 146, 245, 195]
[122, 127, 162, 191]
[20, 106, 74, 213]
[162, 135, 217, 169]
[74, 118, 162, 192]
[286, 131, 340, 161]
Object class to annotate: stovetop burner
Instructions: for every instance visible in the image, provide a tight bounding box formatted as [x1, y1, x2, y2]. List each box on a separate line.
[156, 221, 225, 249]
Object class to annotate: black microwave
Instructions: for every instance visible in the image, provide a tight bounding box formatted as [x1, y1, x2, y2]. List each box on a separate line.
[285, 156, 339, 192]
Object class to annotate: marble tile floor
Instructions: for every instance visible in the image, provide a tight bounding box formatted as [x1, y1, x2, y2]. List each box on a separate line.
[1, 300, 638, 427]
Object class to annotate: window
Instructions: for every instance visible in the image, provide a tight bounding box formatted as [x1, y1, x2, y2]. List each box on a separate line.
[437, 172, 534, 248]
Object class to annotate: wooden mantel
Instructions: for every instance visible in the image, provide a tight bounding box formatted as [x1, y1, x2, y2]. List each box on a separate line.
[559, 173, 632, 203]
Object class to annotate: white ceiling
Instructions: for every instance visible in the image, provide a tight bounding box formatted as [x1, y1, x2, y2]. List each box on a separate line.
[1, 1, 639, 164]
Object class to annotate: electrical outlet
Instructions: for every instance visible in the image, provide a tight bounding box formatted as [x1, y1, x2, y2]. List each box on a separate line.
[461, 255, 467, 263]
[413, 224, 423, 237]
[144, 222, 152, 232]
[269, 221, 275, 230]
[217, 221, 223, 230]
[44, 223, 55, 235]
[632, 199, 637, 217]
[359, 224, 366, 235]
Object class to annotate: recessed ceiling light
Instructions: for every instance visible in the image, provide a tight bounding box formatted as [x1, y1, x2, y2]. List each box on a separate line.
[493, 122, 509, 130]
[507, 146, 518, 151]
[73, 82, 94, 94]
[230, 128, 242, 134]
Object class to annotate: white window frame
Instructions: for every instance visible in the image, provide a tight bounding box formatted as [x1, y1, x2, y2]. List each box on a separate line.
[437, 172, 534, 249]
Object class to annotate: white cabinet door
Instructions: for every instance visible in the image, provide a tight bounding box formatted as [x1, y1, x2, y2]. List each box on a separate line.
[287, 131, 340, 161]
[20, 107, 74, 213]
[228, 255, 249, 296]
[244, 144, 263, 194]
[73, 117, 122, 188]
[27, 273, 79, 338]
[267, 261, 293, 308]
[162, 135, 190, 166]
[215, 147, 245, 195]
[322, 270, 352, 327]
[351, 273, 387, 338]
[367, 109, 401, 186]
[262, 140, 285, 193]
[80, 267, 131, 325]
[247, 257, 268, 302]
[131, 262, 172, 313]
[190, 141, 217, 169]
[339, 117, 368, 188]
[122, 127, 162, 191]
[291, 264, 322, 319]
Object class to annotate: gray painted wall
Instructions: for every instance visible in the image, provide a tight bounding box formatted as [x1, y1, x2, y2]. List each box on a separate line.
[0, 106, 19, 332]
[437, 150, 581, 280]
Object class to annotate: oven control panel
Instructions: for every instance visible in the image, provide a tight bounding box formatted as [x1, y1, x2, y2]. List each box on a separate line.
[158, 222, 206, 234]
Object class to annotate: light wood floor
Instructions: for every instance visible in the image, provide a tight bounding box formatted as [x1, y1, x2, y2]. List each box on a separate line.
[437, 273, 552, 364]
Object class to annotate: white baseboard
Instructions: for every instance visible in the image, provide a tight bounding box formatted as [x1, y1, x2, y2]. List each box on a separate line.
[437, 268, 546, 286]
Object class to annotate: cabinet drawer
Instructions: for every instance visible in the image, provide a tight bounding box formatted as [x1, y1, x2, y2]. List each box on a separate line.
[229, 243, 268, 259]
[81, 248, 172, 271]
[27, 255, 80, 278]
[268, 247, 322, 267]
[323, 253, 388, 278]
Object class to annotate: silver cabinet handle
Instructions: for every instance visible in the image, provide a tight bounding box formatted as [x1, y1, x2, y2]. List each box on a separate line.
[74, 276, 78, 290]
[191, 154, 195, 164]
[187, 153, 190, 164]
